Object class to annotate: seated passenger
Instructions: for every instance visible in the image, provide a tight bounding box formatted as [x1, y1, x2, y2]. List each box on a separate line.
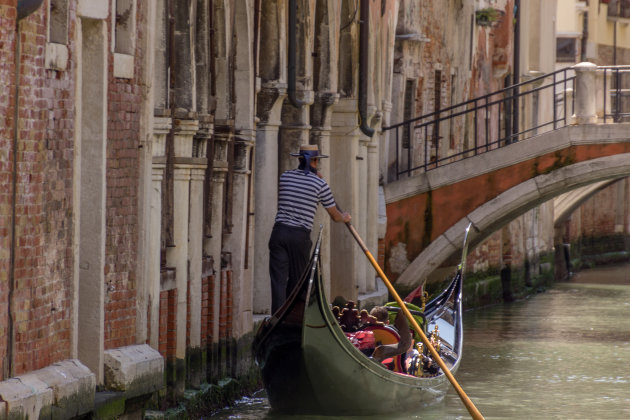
[371, 311, 412, 363]
[369, 306, 389, 325]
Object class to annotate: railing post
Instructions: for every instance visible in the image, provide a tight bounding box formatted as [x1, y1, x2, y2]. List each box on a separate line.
[564, 88, 574, 123]
[571, 62, 597, 124]
[595, 68, 611, 121]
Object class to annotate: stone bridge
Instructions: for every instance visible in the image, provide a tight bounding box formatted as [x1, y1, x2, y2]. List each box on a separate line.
[383, 63, 630, 290]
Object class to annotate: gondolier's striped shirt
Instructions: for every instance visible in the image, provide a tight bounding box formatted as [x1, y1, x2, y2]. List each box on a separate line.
[275, 169, 336, 231]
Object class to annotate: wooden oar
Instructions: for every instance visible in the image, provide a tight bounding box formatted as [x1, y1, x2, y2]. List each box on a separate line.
[345, 222, 484, 420]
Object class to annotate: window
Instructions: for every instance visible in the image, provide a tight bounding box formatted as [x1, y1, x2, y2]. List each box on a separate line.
[49, 0, 68, 44]
[607, 0, 630, 19]
[115, 0, 136, 54]
[556, 37, 577, 63]
[113, 0, 136, 78]
[402, 79, 415, 149]
[46, 0, 69, 71]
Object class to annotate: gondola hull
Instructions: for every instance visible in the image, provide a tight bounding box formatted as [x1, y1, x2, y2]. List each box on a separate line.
[253, 234, 464, 416]
[300, 284, 456, 414]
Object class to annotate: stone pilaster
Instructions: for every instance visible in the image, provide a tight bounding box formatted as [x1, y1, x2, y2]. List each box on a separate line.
[329, 98, 362, 302]
[168, 166, 191, 360]
[148, 115, 171, 350]
[188, 116, 211, 355]
[205, 125, 231, 342]
[165, 117, 199, 361]
[380, 99, 393, 183]
[365, 108, 383, 293]
[187, 164, 206, 389]
[357, 136, 370, 294]
[253, 85, 287, 314]
[188, 164, 206, 350]
[148, 164, 165, 348]
[309, 91, 339, 298]
[223, 133, 255, 338]
[365, 139, 380, 292]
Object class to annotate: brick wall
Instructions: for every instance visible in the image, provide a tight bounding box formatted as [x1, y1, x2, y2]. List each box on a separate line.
[201, 256, 214, 347]
[103, 67, 141, 347]
[159, 287, 177, 361]
[569, 181, 626, 239]
[0, 2, 17, 377]
[39, 3, 77, 373]
[103, 2, 149, 350]
[207, 268, 217, 343]
[0, 0, 150, 378]
[219, 269, 232, 340]
[11, 7, 76, 375]
[468, 231, 503, 273]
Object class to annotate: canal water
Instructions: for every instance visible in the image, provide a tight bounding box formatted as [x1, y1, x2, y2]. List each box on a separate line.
[211, 264, 630, 419]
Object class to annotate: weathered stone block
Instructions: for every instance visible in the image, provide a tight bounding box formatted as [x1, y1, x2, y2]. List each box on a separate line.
[35, 359, 96, 419]
[0, 359, 94, 420]
[0, 377, 52, 419]
[104, 344, 164, 398]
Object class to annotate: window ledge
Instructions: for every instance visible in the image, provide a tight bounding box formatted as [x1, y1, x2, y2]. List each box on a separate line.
[45, 42, 68, 71]
[114, 53, 134, 79]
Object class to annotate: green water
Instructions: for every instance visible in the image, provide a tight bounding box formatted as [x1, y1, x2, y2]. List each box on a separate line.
[212, 265, 630, 419]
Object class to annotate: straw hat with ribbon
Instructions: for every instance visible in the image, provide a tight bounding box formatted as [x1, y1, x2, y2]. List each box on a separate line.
[291, 144, 328, 173]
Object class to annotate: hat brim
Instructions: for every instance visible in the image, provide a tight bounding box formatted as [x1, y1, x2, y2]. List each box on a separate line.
[290, 153, 329, 158]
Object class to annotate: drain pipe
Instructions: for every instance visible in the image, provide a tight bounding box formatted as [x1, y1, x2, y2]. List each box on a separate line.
[288, 0, 304, 107]
[9, 0, 44, 378]
[511, 0, 520, 143]
[358, 0, 374, 137]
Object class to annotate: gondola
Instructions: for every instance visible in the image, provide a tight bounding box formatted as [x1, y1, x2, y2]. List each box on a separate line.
[252, 228, 467, 416]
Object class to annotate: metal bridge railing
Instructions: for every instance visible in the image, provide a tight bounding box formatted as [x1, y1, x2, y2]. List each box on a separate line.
[384, 65, 628, 180]
[601, 65, 630, 123]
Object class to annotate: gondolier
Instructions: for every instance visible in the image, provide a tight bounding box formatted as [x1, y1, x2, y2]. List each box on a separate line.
[269, 144, 351, 313]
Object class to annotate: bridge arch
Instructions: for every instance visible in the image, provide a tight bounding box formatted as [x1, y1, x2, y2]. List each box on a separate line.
[553, 180, 618, 226]
[394, 153, 630, 289]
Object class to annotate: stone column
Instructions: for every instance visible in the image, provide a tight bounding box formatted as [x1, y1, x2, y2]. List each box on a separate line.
[223, 135, 255, 339]
[357, 136, 369, 294]
[169, 166, 191, 361]
[205, 128, 230, 342]
[148, 116, 170, 349]
[366, 139, 380, 292]
[187, 118, 210, 358]
[309, 92, 338, 298]
[165, 117, 198, 361]
[572, 62, 597, 124]
[329, 98, 361, 302]
[149, 165, 164, 347]
[253, 86, 286, 314]
[188, 165, 206, 348]
[379, 100, 393, 183]
[187, 162, 206, 388]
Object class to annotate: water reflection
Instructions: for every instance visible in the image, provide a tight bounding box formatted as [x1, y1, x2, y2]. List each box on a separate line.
[207, 391, 270, 419]
[213, 265, 630, 419]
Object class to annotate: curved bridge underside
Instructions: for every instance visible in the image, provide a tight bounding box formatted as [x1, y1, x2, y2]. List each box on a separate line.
[384, 124, 630, 289]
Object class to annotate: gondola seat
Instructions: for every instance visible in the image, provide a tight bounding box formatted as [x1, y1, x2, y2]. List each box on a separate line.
[361, 325, 405, 372]
[363, 325, 400, 346]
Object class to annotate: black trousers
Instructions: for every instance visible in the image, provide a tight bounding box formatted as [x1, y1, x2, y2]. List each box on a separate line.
[268, 223, 312, 314]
